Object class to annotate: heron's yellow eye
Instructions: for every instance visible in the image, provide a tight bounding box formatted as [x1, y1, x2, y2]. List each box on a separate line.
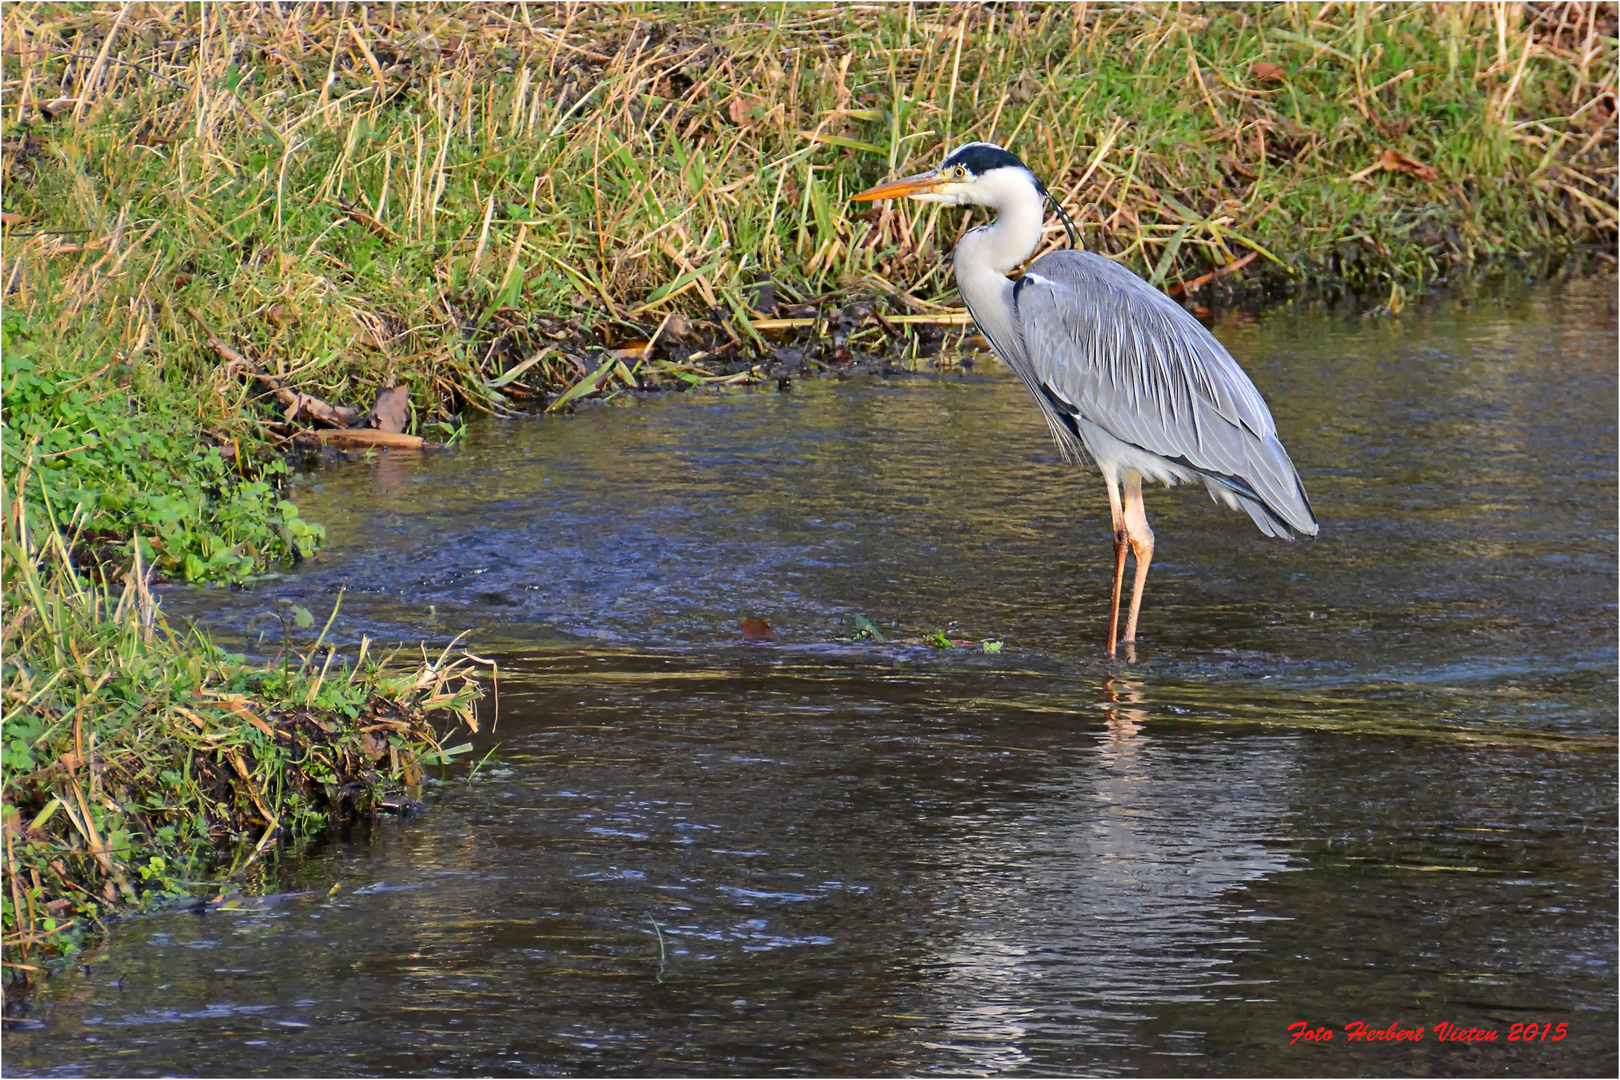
[952, 165, 969, 179]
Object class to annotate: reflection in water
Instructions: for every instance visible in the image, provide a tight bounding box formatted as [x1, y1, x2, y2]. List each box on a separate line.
[1103, 675, 1148, 735]
[931, 680, 1297, 1074]
[9, 279, 1616, 1077]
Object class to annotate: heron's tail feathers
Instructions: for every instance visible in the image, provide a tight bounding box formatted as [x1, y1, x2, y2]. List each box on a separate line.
[1238, 493, 1306, 539]
[1206, 471, 1319, 540]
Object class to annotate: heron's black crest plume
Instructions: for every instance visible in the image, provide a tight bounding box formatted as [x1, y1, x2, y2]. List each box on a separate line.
[1039, 182, 1080, 250]
[940, 143, 1027, 174]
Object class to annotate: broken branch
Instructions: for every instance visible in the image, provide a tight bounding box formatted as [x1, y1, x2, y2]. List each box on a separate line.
[1168, 250, 1260, 297]
[188, 308, 362, 428]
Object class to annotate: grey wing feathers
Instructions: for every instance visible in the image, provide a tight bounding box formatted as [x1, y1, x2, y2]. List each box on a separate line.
[1012, 250, 1317, 538]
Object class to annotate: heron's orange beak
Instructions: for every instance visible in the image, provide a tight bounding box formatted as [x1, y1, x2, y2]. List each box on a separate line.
[850, 169, 944, 202]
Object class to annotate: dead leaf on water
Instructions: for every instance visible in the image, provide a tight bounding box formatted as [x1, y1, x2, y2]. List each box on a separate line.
[740, 618, 779, 642]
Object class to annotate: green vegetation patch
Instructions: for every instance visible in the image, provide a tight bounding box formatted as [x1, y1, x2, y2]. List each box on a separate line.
[0, 467, 487, 976]
[3, 313, 321, 583]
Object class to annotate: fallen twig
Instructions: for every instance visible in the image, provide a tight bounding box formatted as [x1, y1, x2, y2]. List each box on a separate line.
[335, 196, 398, 243]
[188, 308, 362, 428]
[1347, 148, 1441, 184]
[311, 429, 432, 451]
[1167, 250, 1260, 297]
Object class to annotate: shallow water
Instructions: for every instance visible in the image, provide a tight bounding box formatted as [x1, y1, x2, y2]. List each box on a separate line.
[9, 278, 1617, 1076]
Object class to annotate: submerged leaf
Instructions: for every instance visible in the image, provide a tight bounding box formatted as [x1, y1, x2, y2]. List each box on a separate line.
[853, 614, 885, 642]
[740, 618, 779, 642]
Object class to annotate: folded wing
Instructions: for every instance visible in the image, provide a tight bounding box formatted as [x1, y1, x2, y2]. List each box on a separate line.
[1010, 250, 1317, 538]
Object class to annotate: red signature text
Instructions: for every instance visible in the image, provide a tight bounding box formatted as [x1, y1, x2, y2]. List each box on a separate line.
[1288, 1020, 1570, 1046]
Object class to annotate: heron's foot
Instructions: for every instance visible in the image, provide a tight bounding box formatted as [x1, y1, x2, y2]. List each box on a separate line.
[1103, 639, 1137, 664]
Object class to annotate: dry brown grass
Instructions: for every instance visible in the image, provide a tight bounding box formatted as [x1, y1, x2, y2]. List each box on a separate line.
[2, 3, 1613, 424]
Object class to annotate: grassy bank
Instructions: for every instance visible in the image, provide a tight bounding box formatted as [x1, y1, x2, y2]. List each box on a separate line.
[0, 1, 1614, 974]
[0, 452, 487, 979]
[1, 304, 487, 981]
[0, 303, 483, 979]
[2, 2, 1613, 430]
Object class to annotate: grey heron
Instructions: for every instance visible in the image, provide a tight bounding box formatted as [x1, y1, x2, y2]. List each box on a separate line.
[852, 143, 1317, 659]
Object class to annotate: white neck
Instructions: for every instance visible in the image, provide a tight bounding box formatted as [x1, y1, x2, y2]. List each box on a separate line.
[952, 169, 1045, 276]
[951, 169, 1044, 366]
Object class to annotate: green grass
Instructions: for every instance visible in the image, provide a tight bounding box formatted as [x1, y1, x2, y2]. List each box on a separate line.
[3, 312, 321, 582]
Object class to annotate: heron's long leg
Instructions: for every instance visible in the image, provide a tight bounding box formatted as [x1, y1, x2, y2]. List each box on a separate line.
[1120, 475, 1155, 646]
[1103, 470, 1127, 659]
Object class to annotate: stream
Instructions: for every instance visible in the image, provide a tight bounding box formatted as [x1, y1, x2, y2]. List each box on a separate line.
[8, 277, 1616, 1076]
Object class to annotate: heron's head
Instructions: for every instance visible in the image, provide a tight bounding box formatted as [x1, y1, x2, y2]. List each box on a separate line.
[851, 142, 1043, 209]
